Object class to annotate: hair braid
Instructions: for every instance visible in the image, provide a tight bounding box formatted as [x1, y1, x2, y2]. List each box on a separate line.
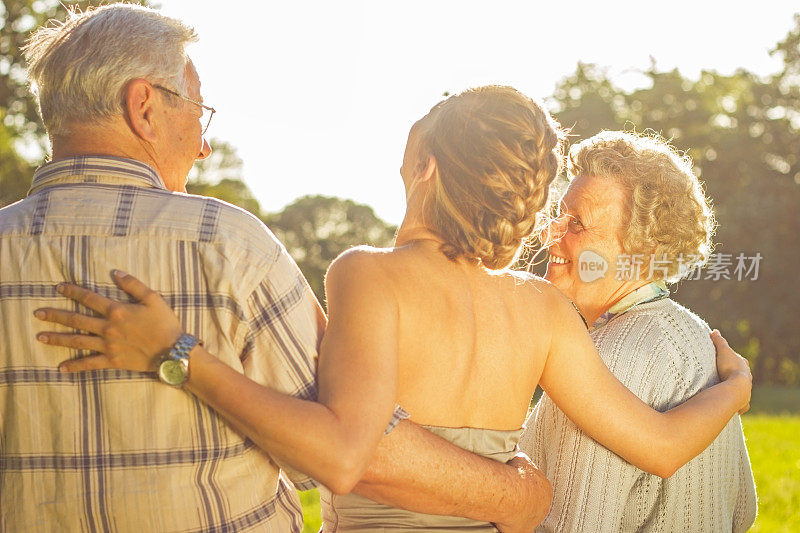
[421, 86, 565, 270]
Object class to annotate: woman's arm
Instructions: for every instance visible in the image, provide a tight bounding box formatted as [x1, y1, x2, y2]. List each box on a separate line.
[40, 251, 400, 494]
[38, 266, 556, 529]
[539, 285, 751, 478]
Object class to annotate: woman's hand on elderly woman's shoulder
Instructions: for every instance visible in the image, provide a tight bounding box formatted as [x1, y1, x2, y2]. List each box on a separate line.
[710, 330, 752, 414]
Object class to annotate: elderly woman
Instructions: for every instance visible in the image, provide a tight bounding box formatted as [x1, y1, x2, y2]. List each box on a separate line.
[520, 131, 757, 532]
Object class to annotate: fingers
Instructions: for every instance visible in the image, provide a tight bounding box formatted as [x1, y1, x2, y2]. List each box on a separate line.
[112, 270, 160, 305]
[59, 354, 115, 372]
[37, 331, 105, 353]
[57, 283, 114, 315]
[710, 329, 731, 351]
[34, 308, 106, 335]
[711, 328, 752, 370]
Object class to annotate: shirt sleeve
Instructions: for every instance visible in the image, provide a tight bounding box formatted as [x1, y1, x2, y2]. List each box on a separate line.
[240, 248, 322, 489]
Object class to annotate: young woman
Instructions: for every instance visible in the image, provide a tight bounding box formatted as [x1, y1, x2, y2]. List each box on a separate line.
[35, 86, 751, 531]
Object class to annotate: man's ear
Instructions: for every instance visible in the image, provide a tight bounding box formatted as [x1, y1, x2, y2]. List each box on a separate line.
[416, 155, 437, 183]
[125, 79, 158, 143]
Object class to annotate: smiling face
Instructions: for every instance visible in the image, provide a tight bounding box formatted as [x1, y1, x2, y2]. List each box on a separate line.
[545, 173, 640, 321]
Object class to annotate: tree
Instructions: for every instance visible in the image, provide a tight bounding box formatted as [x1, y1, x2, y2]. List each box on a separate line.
[547, 16, 800, 384]
[186, 143, 399, 306]
[186, 138, 264, 217]
[0, 1, 267, 217]
[185, 145, 399, 305]
[264, 195, 397, 303]
[0, 118, 31, 206]
[1, 1, 96, 145]
[0, 0, 148, 207]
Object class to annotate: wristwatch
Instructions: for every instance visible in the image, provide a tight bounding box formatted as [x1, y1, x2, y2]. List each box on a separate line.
[158, 333, 201, 387]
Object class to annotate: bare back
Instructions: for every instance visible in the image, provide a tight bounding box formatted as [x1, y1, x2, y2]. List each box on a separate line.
[375, 241, 552, 430]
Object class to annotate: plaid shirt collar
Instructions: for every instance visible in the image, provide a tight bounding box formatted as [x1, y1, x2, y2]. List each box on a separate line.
[29, 155, 167, 196]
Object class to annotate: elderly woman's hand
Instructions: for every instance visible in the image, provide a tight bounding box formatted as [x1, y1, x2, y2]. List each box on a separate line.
[711, 330, 752, 414]
[34, 270, 185, 372]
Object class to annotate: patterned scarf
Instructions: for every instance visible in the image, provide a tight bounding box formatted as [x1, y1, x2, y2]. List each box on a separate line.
[589, 280, 670, 332]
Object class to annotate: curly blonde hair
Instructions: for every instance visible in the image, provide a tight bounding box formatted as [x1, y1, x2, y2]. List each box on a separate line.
[419, 85, 565, 270]
[568, 131, 716, 282]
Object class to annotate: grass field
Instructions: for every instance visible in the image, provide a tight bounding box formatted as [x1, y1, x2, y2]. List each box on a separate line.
[744, 414, 800, 532]
[299, 386, 800, 532]
[299, 490, 322, 533]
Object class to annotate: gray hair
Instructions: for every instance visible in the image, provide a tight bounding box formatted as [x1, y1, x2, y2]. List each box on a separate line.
[23, 3, 198, 136]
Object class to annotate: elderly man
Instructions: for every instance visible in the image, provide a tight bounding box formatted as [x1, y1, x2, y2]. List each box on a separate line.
[0, 4, 548, 531]
[520, 131, 757, 532]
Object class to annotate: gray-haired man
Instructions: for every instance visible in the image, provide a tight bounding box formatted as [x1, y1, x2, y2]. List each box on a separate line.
[0, 4, 549, 531]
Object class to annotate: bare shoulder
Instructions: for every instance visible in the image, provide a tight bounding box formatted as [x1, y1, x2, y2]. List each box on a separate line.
[506, 273, 586, 334]
[324, 245, 396, 294]
[507, 271, 569, 306]
[327, 244, 392, 274]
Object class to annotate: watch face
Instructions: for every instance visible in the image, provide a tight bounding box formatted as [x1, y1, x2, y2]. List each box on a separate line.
[159, 359, 187, 386]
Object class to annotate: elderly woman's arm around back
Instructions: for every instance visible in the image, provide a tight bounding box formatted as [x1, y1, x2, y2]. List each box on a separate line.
[539, 284, 751, 478]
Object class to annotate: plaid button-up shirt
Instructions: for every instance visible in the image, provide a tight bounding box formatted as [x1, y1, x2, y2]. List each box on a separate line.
[0, 156, 322, 532]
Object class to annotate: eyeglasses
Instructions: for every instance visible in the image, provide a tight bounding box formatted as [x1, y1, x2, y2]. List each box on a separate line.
[153, 84, 216, 135]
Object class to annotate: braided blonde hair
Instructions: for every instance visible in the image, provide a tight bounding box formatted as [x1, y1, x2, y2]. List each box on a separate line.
[420, 86, 565, 270]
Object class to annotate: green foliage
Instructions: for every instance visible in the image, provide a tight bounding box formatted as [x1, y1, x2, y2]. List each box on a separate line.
[551, 62, 623, 135]
[774, 14, 800, 81]
[0, 117, 31, 206]
[186, 138, 264, 218]
[168, 145, 401, 307]
[264, 195, 397, 303]
[0, 0, 148, 141]
[299, 489, 322, 532]
[548, 17, 800, 385]
[0, 0, 148, 207]
[184, 146, 400, 306]
[749, 385, 800, 415]
[0, 1, 94, 144]
[187, 148, 398, 305]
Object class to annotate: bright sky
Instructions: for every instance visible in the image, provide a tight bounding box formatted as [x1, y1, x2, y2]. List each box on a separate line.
[157, 0, 798, 226]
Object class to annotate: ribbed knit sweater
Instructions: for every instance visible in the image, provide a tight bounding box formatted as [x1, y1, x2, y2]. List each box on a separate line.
[520, 298, 757, 532]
